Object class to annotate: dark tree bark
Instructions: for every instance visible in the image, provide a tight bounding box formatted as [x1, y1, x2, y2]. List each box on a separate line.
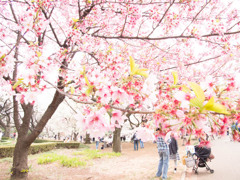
[11, 138, 30, 179]
[84, 133, 91, 144]
[112, 127, 122, 153]
[4, 124, 11, 138]
[11, 91, 65, 180]
[57, 132, 61, 140]
[73, 132, 79, 141]
[0, 99, 13, 138]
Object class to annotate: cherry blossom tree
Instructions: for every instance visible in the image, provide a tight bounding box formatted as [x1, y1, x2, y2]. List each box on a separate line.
[1, 0, 240, 179]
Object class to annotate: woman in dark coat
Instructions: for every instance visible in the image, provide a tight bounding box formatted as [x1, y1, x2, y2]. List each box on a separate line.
[169, 132, 180, 173]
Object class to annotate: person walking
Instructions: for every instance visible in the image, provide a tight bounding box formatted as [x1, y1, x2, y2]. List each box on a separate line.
[156, 128, 171, 180]
[0, 130, 3, 141]
[132, 132, 139, 151]
[96, 137, 100, 150]
[169, 132, 180, 174]
[139, 139, 144, 148]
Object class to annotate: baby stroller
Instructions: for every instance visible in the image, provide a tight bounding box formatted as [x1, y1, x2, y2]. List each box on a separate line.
[191, 145, 214, 174]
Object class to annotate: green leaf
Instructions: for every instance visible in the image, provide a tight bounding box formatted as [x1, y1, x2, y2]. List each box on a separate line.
[188, 82, 205, 103]
[13, 79, 23, 89]
[36, 51, 42, 57]
[84, 75, 90, 86]
[136, 68, 148, 78]
[181, 85, 191, 93]
[172, 71, 178, 85]
[129, 56, 148, 77]
[203, 96, 214, 110]
[129, 56, 136, 75]
[85, 86, 93, 96]
[0, 54, 6, 61]
[72, 18, 79, 23]
[190, 97, 203, 108]
[70, 86, 75, 94]
[204, 103, 230, 115]
[80, 66, 86, 75]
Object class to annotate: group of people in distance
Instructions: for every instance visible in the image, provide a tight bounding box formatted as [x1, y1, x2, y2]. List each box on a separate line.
[95, 134, 113, 150]
[131, 132, 144, 151]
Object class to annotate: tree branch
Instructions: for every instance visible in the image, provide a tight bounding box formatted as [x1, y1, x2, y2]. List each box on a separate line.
[93, 30, 240, 40]
[147, 0, 175, 37]
[181, 0, 211, 35]
[159, 55, 221, 72]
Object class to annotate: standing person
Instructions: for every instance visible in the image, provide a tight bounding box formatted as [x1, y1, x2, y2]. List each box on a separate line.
[132, 132, 139, 151]
[96, 137, 100, 150]
[0, 130, 3, 141]
[169, 132, 180, 174]
[139, 139, 144, 149]
[156, 128, 171, 180]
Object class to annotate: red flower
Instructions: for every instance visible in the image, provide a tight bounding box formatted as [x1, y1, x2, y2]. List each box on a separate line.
[174, 100, 179, 105]
[185, 94, 191, 101]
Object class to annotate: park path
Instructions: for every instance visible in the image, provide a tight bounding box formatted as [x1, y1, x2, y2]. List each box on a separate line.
[184, 135, 240, 180]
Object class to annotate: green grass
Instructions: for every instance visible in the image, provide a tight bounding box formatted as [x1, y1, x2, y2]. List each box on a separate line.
[79, 143, 90, 149]
[0, 157, 12, 163]
[37, 153, 62, 164]
[36, 144, 120, 168]
[73, 149, 121, 160]
[60, 157, 87, 167]
[0, 138, 15, 146]
[37, 153, 87, 167]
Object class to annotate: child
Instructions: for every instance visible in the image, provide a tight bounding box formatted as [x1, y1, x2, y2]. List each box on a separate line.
[169, 132, 180, 173]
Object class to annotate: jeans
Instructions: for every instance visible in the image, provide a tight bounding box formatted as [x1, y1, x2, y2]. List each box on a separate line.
[156, 150, 169, 179]
[139, 140, 144, 148]
[134, 140, 138, 150]
[96, 141, 99, 149]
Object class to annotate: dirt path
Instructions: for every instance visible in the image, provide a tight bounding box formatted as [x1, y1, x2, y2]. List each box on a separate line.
[0, 141, 187, 180]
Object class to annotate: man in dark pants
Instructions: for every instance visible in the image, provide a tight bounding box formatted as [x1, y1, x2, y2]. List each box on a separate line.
[132, 132, 139, 151]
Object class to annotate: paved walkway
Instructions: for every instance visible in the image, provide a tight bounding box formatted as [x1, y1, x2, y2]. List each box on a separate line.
[184, 136, 240, 180]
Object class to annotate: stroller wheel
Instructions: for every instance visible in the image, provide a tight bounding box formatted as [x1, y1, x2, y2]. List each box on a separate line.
[210, 169, 214, 173]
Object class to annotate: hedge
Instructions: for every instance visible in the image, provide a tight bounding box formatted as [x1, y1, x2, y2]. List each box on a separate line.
[56, 142, 80, 149]
[33, 139, 62, 143]
[0, 142, 81, 158]
[2, 137, 11, 141]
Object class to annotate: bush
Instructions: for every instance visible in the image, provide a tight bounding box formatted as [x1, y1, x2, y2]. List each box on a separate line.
[56, 142, 80, 149]
[0, 141, 82, 158]
[0, 146, 15, 158]
[0, 143, 57, 158]
[34, 139, 64, 143]
[29, 143, 57, 155]
[2, 137, 11, 141]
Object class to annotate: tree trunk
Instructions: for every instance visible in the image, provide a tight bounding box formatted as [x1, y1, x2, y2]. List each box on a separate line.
[73, 132, 78, 141]
[4, 125, 11, 138]
[57, 132, 61, 140]
[84, 133, 91, 144]
[112, 127, 122, 153]
[11, 139, 30, 180]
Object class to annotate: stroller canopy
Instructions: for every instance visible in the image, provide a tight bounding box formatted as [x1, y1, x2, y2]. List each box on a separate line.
[194, 145, 211, 160]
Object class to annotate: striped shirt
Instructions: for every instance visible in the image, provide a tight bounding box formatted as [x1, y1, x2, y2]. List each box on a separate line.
[156, 137, 171, 151]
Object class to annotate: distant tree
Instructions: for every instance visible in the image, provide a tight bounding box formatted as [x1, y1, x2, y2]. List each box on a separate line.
[0, 98, 13, 138]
